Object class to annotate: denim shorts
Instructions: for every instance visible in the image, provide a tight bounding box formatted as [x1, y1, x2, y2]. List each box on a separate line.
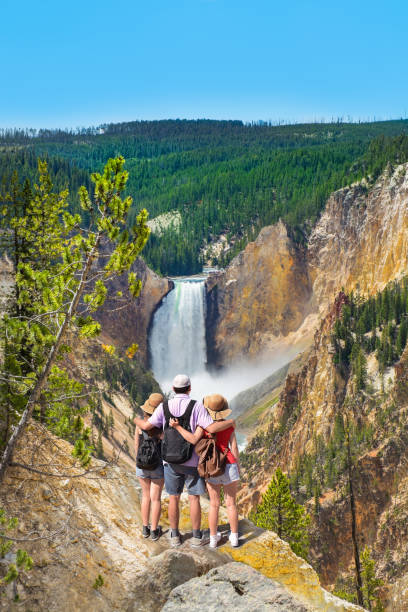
[164, 463, 207, 496]
[207, 462, 240, 485]
[136, 463, 164, 480]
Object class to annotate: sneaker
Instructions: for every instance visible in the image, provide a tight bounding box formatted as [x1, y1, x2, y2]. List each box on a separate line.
[190, 533, 210, 547]
[209, 532, 222, 549]
[151, 526, 162, 541]
[169, 532, 182, 547]
[228, 532, 239, 547]
[142, 525, 150, 538]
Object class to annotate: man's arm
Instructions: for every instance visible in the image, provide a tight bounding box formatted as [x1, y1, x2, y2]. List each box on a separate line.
[133, 416, 155, 431]
[206, 419, 235, 434]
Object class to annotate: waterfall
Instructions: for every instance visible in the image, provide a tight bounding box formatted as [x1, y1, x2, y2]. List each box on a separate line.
[149, 278, 207, 392]
[149, 275, 296, 451]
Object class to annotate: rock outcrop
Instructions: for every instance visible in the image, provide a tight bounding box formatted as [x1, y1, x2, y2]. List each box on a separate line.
[95, 255, 172, 365]
[308, 164, 408, 310]
[205, 221, 312, 366]
[1, 423, 363, 611]
[206, 164, 408, 367]
[223, 533, 363, 612]
[162, 562, 311, 611]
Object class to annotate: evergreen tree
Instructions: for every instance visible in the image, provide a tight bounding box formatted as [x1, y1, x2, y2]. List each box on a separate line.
[0, 156, 150, 481]
[361, 547, 384, 612]
[253, 468, 310, 559]
[96, 429, 104, 459]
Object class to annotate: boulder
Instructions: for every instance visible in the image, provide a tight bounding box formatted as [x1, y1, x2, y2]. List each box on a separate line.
[162, 562, 310, 611]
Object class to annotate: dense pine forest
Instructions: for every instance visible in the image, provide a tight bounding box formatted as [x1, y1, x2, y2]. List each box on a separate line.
[2, 119, 408, 275]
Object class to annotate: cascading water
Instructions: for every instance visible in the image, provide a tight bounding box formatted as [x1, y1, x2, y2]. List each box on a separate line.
[149, 278, 208, 392]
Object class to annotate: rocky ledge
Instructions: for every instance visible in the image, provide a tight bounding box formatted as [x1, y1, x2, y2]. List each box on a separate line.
[162, 562, 310, 611]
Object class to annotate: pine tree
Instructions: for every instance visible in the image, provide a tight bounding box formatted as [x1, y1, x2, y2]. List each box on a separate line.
[0, 156, 150, 481]
[346, 420, 364, 608]
[253, 468, 310, 559]
[96, 430, 104, 459]
[361, 547, 384, 612]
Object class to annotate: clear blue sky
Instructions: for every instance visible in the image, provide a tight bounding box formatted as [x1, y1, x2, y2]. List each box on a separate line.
[1, 0, 408, 128]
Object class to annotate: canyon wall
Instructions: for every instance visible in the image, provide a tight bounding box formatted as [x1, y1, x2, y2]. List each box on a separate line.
[239, 295, 408, 610]
[205, 221, 312, 366]
[95, 255, 172, 365]
[206, 163, 408, 367]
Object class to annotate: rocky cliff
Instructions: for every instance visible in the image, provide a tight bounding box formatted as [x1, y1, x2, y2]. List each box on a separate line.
[206, 163, 408, 367]
[0, 423, 363, 611]
[95, 255, 173, 365]
[239, 290, 408, 610]
[309, 163, 408, 310]
[205, 221, 312, 366]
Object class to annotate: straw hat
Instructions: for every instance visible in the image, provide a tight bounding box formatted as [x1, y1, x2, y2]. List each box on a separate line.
[203, 394, 231, 420]
[141, 392, 164, 415]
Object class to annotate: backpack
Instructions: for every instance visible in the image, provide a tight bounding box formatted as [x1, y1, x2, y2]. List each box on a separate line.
[136, 431, 161, 470]
[195, 435, 228, 479]
[161, 399, 196, 464]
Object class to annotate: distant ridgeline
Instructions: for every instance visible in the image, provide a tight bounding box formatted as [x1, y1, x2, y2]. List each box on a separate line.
[1, 119, 408, 275]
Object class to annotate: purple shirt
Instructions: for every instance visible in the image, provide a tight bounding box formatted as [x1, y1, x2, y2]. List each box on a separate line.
[148, 394, 213, 467]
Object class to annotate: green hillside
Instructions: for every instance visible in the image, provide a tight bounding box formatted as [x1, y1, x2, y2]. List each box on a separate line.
[1, 119, 408, 275]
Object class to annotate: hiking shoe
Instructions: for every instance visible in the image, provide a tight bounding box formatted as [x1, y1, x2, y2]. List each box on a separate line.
[190, 533, 210, 547]
[151, 526, 162, 541]
[142, 525, 150, 538]
[228, 533, 239, 547]
[169, 532, 182, 547]
[209, 532, 222, 549]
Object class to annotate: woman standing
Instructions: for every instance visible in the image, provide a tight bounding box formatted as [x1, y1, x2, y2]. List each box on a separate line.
[134, 392, 164, 541]
[170, 393, 240, 548]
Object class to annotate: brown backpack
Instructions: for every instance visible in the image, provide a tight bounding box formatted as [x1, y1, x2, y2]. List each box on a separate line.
[195, 435, 228, 479]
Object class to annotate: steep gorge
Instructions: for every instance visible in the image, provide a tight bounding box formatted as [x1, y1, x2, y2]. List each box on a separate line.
[206, 163, 408, 367]
[205, 164, 408, 609]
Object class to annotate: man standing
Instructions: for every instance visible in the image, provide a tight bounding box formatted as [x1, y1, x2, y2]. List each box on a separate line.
[134, 374, 235, 547]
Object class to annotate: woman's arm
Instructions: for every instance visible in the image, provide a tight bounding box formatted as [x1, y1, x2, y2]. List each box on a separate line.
[229, 432, 241, 473]
[134, 426, 140, 456]
[206, 418, 235, 434]
[169, 419, 204, 444]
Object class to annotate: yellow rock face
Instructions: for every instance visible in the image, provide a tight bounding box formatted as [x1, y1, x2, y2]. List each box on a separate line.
[309, 164, 408, 311]
[206, 164, 408, 368]
[222, 530, 364, 612]
[206, 221, 312, 366]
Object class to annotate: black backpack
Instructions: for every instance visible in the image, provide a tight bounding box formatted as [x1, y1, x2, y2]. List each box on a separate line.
[161, 399, 196, 464]
[136, 431, 161, 470]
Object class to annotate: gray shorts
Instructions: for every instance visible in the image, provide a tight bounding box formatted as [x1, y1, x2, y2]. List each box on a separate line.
[164, 463, 207, 496]
[136, 463, 164, 480]
[207, 462, 240, 485]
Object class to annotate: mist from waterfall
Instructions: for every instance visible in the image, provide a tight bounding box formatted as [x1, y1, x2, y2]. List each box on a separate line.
[149, 278, 297, 415]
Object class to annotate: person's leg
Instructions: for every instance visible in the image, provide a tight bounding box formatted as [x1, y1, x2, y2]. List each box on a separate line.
[206, 482, 221, 536]
[224, 480, 239, 543]
[168, 494, 181, 530]
[188, 494, 202, 532]
[150, 478, 164, 531]
[138, 477, 151, 532]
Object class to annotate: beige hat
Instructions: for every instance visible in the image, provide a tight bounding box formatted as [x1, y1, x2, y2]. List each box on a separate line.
[141, 392, 164, 415]
[203, 394, 232, 420]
